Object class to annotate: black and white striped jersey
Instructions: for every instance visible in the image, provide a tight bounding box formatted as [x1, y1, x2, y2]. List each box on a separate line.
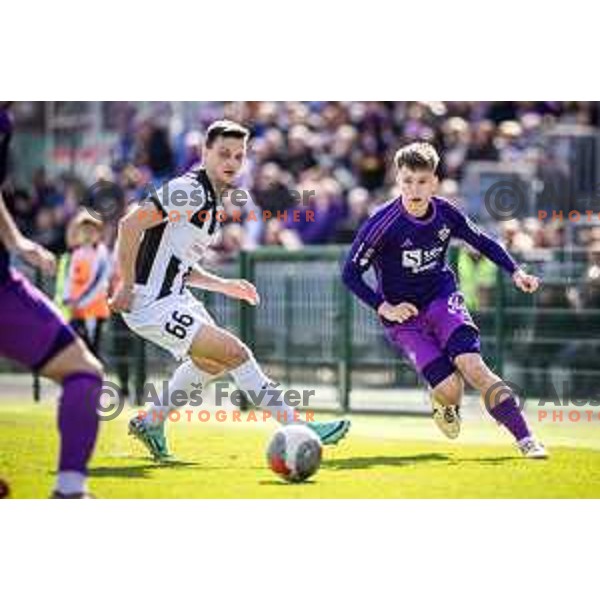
[133, 168, 221, 306]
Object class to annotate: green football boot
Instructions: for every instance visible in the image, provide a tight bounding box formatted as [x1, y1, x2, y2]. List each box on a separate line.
[128, 415, 174, 462]
[305, 419, 351, 446]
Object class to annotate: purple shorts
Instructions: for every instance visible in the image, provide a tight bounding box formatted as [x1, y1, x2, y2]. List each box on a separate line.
[0, 269, 76, 371]
[383, 292, 480, 389]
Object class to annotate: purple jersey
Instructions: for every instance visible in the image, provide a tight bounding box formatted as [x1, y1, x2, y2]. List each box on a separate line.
[342, 196, 518, 311]
[0, 107, 12, 283]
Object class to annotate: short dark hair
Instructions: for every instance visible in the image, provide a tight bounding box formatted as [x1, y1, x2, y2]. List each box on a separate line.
[205, 120, 250, 147]
[394, 142, 440, 173]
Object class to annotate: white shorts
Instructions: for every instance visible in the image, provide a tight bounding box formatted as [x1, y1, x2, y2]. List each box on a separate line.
[122, 291, 216, 360]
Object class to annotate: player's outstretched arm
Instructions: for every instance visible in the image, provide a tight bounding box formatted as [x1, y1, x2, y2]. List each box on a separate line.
[187, 264, 259, 305]
[450, 207, 540, 294]
[109, 202, 166, 312]
[452, 214, 517, 274]
[0, 191, 55, 275]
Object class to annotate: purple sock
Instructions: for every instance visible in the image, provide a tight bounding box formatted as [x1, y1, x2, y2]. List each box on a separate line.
[488, 396, 531, 442]
[57, 373, 102, 474]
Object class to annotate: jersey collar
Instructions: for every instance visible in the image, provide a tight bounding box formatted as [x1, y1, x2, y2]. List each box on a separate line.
[399, 196, 437, 225]
[196, 168, 218, 204]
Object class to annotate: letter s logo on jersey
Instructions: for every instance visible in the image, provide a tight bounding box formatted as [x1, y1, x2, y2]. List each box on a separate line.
[402, 246, 444, 273]
[402, 249, 422, 269]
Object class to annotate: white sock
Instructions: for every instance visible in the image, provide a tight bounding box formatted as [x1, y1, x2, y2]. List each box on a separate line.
[56, 471, 86, 495]
[229, 357, 296, 424]
[143, 360, 210, 427]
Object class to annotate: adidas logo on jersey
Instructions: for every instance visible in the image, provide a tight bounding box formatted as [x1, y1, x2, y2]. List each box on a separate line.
[401, 238, 413, 248]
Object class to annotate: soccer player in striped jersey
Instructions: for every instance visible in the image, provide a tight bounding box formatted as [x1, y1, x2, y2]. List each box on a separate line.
[111, 120, 350, 460]
[0, 103, 104, 498]
[342, 142, 547, 458]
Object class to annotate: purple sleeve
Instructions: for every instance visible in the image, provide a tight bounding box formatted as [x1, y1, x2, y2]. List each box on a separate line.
[341, 221, 385, 310]
[450, 206, 518, 275]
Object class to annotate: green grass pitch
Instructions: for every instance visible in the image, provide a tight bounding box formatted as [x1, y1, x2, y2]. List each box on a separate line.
[2, 401, 600, 498]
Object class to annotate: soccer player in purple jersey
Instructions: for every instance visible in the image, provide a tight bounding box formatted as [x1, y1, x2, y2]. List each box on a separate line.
[0, 103, 104, 497]
[342, 142, 547, 458]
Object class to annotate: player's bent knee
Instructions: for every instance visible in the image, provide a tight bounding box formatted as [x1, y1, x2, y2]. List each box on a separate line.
[455, 352, 482, 374]
[190, 324, 249, 369]
[226, 340, 250, 367]
[210, 335, 248, 368]
[454, 353, 490, 387]
[41, 338, 104, 383]
[422, 355, 456, 390]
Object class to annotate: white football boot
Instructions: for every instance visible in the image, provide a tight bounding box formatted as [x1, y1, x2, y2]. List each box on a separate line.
[518, 437, 549, 459]
[432, 400, 461, 440]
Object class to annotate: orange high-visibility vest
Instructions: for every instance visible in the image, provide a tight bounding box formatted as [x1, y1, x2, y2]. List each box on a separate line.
[66, 244, 111, 320]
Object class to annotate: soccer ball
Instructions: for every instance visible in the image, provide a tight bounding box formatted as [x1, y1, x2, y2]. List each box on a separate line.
[266, 425, 322, 483]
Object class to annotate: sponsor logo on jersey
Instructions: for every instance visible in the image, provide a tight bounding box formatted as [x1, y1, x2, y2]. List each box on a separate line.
[401, 246, 444, 273]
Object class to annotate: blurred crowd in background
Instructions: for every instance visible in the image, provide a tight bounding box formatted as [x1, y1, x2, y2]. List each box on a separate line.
[2, 101, 600, 311]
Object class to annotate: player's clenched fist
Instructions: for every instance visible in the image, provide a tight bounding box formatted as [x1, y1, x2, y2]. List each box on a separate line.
[377, 301, 419, 323]
[512, 269, 540, 294]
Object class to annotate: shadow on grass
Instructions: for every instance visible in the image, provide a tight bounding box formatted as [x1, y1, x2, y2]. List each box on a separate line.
[458, 456, 522, 465]
[86, 461, 199, 479]
[323, 452, 450, 471]
[259, 479, 318, 486]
